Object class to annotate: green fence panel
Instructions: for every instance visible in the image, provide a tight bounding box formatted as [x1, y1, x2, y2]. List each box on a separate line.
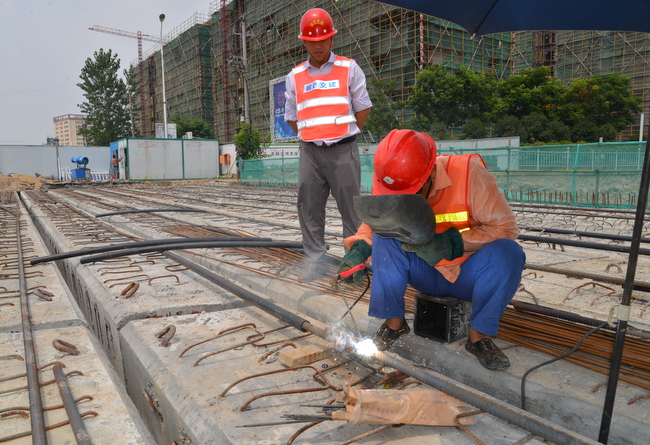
[238, 142, 649, 209]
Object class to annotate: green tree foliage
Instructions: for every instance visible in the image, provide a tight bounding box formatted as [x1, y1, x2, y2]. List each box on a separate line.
[365, 79, 402, 140]
[77, 49, 133, 146]
[234, 122, 264, 160]
[493, 115, 524, 139]
[460, 118, 487, 139]
[410, 66, 495, 128]
[565, 73, 641, 133]
[408, 64, 639, 144]
[495, 67, 566, 121]
[171, 114, 215, 139]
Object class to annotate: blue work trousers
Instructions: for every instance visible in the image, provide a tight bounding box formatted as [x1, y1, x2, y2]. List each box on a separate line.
[369, 236, 526, 336]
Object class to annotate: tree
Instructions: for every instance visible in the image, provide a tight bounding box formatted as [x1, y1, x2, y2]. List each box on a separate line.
[460, 118, 487, 139]
[234, 122, 264, 160]
[77, 49, 133, 146]
[410, 65, 496, 128]
[565, 73, 641, 132]
[520, 113, 550, 144]
[571, 121, 601, 143]
[171, 114, 215, 139]
[364, 79, 402, 140]
[494, 66, 566, 122]
[493, 115, 524, 139]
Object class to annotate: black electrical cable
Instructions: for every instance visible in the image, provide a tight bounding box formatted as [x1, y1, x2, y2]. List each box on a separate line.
[520, 322, 608, 411]
[336, 272, 371, 324]
[30, 237, 274, 265]
[79, 240, 304, 264]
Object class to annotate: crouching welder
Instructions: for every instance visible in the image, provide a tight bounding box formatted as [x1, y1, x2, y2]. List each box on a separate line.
[338, 129, 525, 371]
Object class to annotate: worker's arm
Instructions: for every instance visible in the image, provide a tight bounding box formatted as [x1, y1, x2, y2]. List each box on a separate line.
[462, 157, 519, 251]
[343, 222, 373, 250]
[354, 108, 371, 130]
[287, 120, 298, 134]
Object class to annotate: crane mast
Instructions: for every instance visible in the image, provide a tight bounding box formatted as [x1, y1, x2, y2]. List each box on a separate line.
[89, 25, 168, 136]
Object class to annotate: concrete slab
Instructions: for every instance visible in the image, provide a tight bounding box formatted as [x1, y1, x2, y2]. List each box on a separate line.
[0, 205, 85, 333]
[20, 186, 650, 444]
[21, 192, 250, 378]
[0, 326, 155, 444]
[120, 307, 551, 445]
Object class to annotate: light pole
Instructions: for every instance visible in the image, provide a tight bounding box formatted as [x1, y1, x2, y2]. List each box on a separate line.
[159, 13, 168, 138]
[54, 138, 61, 180]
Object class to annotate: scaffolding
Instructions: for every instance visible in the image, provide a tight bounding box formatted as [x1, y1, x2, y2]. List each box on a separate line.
[137, 13, 212, 137]
[135, 2, 650, 144]
[511, 30, 650, 141]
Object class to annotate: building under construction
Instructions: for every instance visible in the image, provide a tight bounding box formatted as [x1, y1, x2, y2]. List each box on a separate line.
[136, 1, 650, 143]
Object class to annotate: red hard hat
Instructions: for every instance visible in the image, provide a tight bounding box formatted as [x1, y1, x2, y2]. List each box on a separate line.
[299, 8, 337, 41]
[373, 129, 437, 195]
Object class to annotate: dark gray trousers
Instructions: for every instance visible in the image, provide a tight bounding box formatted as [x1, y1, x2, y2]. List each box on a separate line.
[297, 139, 362, 262]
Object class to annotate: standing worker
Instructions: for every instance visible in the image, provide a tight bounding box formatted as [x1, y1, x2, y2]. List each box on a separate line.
[338, 129, 525, 371]
[284, 8, 372, 281]
[110, 154, 123, 180]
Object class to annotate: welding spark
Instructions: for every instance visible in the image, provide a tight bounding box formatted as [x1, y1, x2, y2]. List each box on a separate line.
[353, 338, 378, 356]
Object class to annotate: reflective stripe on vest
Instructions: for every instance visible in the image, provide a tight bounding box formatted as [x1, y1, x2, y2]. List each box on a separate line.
[294, 56, 354, 141]
[431, 153, 486, 267]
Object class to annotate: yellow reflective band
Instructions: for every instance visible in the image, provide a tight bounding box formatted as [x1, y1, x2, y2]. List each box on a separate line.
[435, 211, 468, 224]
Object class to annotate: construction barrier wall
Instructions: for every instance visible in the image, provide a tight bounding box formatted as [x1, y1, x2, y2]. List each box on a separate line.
[117, 138, 220, 181]
[0, 145, 110, 179]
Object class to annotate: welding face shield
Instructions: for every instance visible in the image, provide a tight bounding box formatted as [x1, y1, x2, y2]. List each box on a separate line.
[353, 194, 435, 244]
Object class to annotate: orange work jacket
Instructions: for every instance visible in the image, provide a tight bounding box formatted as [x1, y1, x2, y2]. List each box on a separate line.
[429, 153, 486, 267]
[293, 56, 356, 141]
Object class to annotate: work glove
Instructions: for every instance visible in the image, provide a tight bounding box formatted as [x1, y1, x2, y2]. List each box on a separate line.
[336, 240, 372, 284]
[402, 228, 464, 267]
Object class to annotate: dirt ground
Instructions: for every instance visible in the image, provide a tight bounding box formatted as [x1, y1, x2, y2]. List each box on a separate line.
[0, 173, 51, 191]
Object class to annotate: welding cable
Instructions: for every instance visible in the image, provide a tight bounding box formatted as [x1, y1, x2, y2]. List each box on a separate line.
[79, 241, 304, 264]
[518, 234, 650, 256]
[94, 208, 207, 217]
[30, 237, 274, 265]
[336, 275, 371, 324]
[520, 322, 608, 411]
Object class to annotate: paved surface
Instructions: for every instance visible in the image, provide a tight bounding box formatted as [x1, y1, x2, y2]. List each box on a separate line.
[5, 183, 650, 444]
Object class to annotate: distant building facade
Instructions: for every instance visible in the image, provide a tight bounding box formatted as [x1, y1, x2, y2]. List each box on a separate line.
[53, 114, 86, 146]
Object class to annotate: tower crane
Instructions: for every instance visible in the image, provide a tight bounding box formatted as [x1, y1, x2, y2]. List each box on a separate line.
[89, 25, 170, 136]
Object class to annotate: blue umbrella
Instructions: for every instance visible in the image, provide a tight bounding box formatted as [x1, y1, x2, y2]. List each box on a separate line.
[374, 1, 650, 444]
[375, 0, 650, 35]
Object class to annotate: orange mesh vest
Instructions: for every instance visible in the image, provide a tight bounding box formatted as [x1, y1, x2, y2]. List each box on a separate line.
[293, 56, 356, 141]
[429, 154, 486, 267]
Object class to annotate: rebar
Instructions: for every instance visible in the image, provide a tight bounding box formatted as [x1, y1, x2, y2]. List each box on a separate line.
[53, 364, 93, 445]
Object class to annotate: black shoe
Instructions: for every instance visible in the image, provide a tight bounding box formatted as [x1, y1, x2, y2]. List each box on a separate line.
[465, 338, 510, 371]
[371, 319, 410, 351]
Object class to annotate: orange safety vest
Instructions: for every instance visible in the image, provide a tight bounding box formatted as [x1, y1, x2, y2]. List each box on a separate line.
[293, 55, 356, 141]
[428, 153, 486, 267]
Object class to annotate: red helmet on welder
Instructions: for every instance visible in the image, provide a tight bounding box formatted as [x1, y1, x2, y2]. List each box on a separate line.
[373, 129, 437, 195]
[299, 8, 338, 41]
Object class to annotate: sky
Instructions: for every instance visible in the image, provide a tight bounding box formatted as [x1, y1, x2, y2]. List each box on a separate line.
[0, 1, 214, 145]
